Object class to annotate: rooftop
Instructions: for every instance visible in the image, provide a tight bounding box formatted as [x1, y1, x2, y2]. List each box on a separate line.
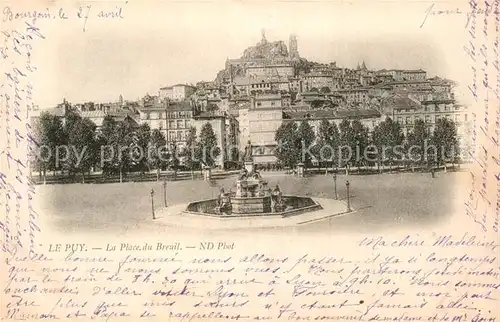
[160, 83, 197, 90]
[381, 95, 421, 110]
[284, 108, 381, 120]
[168, 101, 194, 111]
[254, 94, 282, 100]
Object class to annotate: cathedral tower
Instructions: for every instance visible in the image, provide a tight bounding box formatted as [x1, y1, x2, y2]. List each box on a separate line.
[289, 34, 299, 60]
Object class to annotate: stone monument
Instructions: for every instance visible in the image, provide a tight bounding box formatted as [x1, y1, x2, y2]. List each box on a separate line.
[230, 141, 272, 214]
[271, 185, 286, 212]
[297, 162, 305, 178]
[215, 187, 232, 215]
[202, 165, 212, 181]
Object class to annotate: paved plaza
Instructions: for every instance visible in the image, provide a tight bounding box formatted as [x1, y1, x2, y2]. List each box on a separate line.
[36, 171, 468, 236]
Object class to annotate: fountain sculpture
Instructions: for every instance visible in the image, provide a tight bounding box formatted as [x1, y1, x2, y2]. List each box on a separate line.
[184, 141, 322, 217]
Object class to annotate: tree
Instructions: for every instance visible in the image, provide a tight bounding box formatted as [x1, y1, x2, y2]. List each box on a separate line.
[310, 100, 324, 109]
[64, 118, 97, 183]
[227, 124, 239, 164]
[310, 87, 319, 93]
[275, 121, 300, 168]
[184, 127, 200, 172]
[98, 115, 118, 176]
[98, 116, 134, 182]
[167, 142, 180, 177]
[132, 123, 151, 174]
[64, 107, 82, 135]
[351, 119, 370, 171]
[372, 117, 404, 173]
[115, 121, 135, 182]
[432, 118, 459, 172]
[297, 120, 316, 168]
[33, 112, 65, 183]
[320, 86, 331, 94]
[199, 123, 220, 167]
[314, 120, 340, 172]
[149, 129, 167, 181]
[405, 119, 430, 171]
[339, 119, 354, 174]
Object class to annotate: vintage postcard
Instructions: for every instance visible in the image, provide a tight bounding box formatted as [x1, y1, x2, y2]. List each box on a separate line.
[0, 0, 498, 321]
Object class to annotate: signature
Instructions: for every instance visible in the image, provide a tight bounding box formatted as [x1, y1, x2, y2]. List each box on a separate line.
[420, 2, 499, 28]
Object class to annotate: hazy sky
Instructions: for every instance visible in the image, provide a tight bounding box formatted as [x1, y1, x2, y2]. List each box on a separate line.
[21, 0, 472, 107]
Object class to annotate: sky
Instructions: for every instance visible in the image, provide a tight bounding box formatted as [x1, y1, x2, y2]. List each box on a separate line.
[18, 0, 473, 108]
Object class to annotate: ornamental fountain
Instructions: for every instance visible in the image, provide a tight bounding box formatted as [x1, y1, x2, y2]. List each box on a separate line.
[183, 141, 323, 217]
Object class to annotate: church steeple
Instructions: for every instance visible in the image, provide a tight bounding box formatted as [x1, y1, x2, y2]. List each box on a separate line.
[289, 34, 299, 60]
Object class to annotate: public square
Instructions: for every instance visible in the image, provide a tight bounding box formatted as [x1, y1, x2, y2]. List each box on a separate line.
[36, 170, 468, 237]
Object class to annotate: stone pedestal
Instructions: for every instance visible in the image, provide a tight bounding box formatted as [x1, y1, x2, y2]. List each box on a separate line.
[297, 163, 305, 177]
[232, 196, 272, 214]
[244, 161, 254, 174]
[202, 166, 212, 181]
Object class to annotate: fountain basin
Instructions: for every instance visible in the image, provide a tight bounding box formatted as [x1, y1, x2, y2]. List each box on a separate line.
[184, 195, 322, 218]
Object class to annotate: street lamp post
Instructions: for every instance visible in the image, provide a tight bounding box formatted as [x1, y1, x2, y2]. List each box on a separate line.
[151, 188, 156, 219]
[163, 179, 167, 207]
[333, 172, 338, 200]
[346, 180, 351, 212]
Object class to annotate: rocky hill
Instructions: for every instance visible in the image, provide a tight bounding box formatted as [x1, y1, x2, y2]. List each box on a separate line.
[241, 39, 289, 61]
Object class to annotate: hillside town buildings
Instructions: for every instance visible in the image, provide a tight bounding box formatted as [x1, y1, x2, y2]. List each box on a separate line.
[159, 84, 197, 101]
[35, 31, 470, 167]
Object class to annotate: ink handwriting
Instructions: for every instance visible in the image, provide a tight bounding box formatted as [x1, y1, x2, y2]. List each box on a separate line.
[1, 234, 498, 321]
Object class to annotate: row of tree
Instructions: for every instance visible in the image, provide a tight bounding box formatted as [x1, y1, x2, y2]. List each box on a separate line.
[32, 109, 221, 183]
[274, 116, 460, 173]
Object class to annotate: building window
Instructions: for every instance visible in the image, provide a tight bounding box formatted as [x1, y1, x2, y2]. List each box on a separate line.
[465, 114, 468, 121]
[178, 130, 184, 141]
[177, 120, 183, 128]
[406, 117, 411, 124]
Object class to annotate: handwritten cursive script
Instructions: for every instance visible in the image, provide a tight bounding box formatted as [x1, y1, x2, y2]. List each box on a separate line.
[1, 234, 498, 321]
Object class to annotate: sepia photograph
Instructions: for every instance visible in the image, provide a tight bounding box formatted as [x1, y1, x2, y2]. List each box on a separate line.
[1, 1, 498, 321]
[22, 4, 476, 236]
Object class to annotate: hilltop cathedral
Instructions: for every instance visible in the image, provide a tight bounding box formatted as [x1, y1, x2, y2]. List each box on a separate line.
[215, 30, 301, 85]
